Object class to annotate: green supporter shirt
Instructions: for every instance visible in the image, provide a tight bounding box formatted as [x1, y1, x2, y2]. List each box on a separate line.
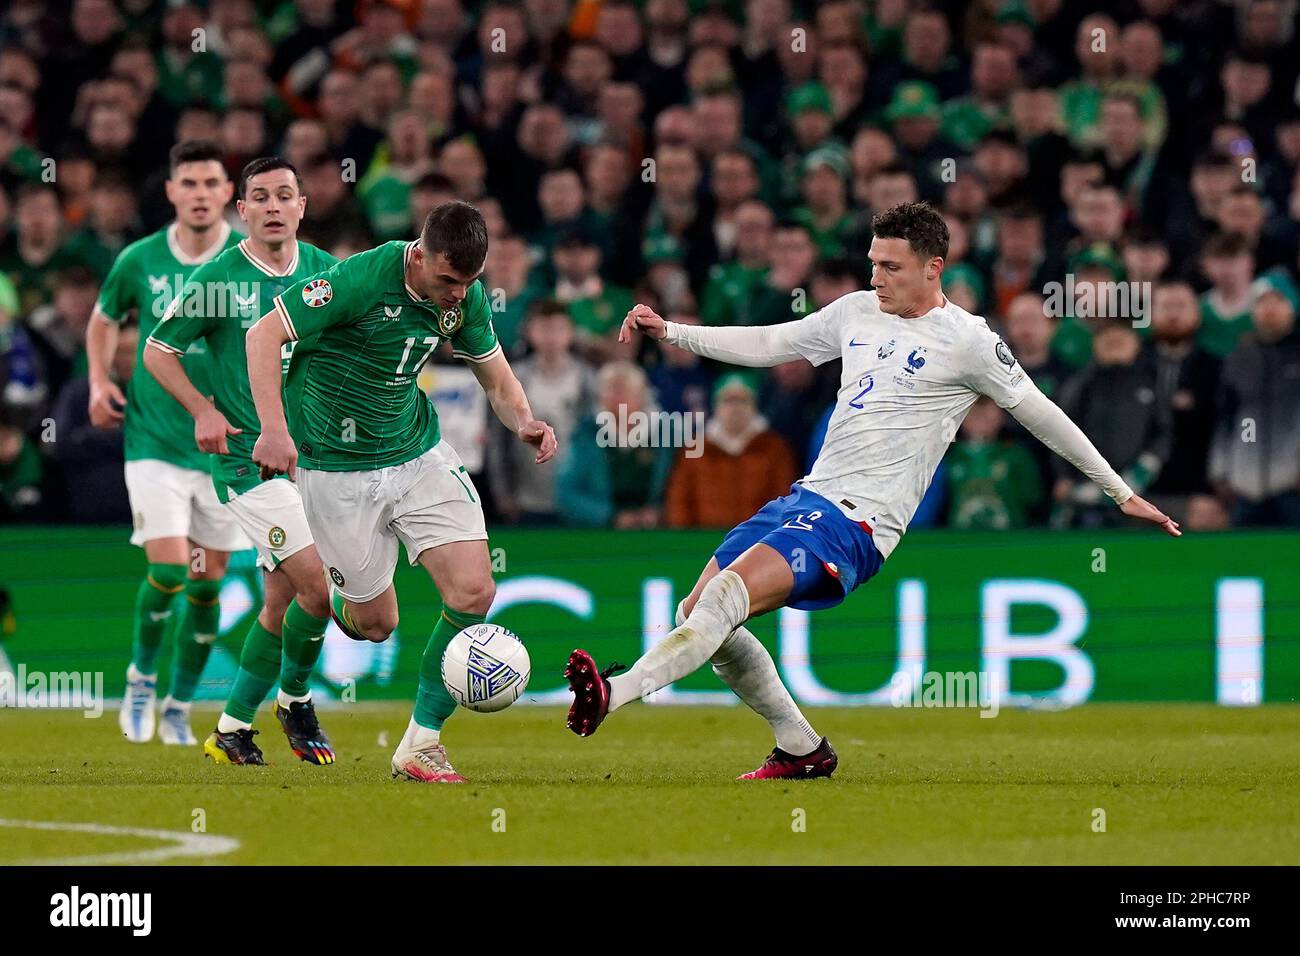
[149, 238, 339, 499]
[274, 240, 501, 471]
[97, 221, 241, 471]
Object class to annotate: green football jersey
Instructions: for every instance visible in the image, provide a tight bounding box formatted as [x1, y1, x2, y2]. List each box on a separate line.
[275, 241, 501, 471]
[97, 221, 241, 470]
[149, 239, 339, 499]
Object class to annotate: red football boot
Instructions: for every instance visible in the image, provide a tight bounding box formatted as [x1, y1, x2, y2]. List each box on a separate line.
[564, 650, 625, 737]
[738, 737, 838, 780]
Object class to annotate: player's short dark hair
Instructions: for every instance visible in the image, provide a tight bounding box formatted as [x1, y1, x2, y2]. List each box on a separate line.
[169, 140, 226, 176]
[238, 156, 303, 199]
[871, 201, 949, 261]
[421, 201, 489, 275]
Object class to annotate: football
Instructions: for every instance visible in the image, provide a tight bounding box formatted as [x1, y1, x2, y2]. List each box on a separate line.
[440, 623, 531, 713]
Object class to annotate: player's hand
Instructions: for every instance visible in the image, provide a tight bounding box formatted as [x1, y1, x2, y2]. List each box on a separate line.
[195, 406, 241, 455]
[618, 304, 668, 343]
[252, 428, 298, 481]
[519, 419, 557, 464]
[1120, 493, 1181, 537]
[88, 379, 126, 427]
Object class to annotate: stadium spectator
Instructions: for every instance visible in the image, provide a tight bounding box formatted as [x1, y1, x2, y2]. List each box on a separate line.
[488, 299, 594, 525]
[646, 309, 713, 418]
[557, 360, 672, 528]
[1138, 281, 1223, 523]
[945, 395, 1043, 530]
[1053, 318, 1172, 528]
[664, 372, 797, 528]
[1209, 289, 1300, 526]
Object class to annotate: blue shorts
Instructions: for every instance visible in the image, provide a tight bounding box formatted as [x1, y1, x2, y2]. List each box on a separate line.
[712, 484, 884, 611]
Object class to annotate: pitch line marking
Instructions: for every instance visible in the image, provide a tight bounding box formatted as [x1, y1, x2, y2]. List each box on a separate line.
[0, 818, 240, 865]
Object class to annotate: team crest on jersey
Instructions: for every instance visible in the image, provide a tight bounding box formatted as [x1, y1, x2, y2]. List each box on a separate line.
[995, 338, 1016, 369]
[268, 526, 286, 549]
[302, 279, 333, 308]
[438, 308, 463, 335]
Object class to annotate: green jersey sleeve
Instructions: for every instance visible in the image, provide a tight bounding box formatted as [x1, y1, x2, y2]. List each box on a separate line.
[273, 247, 376, 341]
[449, 282, 501, 363]
[147, 259, 221, 355]
[95, 245, 138, 322]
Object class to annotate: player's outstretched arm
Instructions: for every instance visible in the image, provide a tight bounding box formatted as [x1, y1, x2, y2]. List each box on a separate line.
[469, 350, 558, 464]
[619, 303, 811, 368]
[1006, 387, 1181, 537]
[245, 309, 299, 480]
[143, 342, 240, 454]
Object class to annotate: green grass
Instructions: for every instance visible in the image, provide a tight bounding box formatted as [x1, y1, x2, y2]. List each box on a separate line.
[1, 703, 1297, 865]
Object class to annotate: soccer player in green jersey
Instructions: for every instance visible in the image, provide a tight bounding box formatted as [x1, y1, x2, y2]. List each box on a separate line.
[245, 201, 558, 783]
[86, 141, 247, 747]
[145, 157, 339, 766]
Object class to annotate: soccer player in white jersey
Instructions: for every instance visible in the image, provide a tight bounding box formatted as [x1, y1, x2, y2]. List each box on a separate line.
[565, 201, 1180, 779]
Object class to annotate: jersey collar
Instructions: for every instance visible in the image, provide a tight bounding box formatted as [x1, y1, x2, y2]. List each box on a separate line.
[238, 238, 300, 277]
[166, 219, 232, 266]
[403, 241, 429, 302]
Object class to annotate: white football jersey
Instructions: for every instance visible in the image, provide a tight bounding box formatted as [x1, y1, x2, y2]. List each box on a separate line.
[786, 290, 1034, 557]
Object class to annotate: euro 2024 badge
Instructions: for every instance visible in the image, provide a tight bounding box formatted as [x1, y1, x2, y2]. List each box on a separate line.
[302, 278, 332, 308]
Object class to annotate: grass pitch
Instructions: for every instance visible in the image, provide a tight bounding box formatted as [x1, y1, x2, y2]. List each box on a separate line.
[1, 703, 1297, 865]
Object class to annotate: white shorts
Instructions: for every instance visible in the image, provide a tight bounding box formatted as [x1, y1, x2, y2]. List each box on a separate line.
[223, 478, 316, 572]
[125, 459, 250, 552]
[298, 441, 488, 603]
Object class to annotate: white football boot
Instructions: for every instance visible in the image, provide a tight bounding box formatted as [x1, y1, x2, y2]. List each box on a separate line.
[118, 665, 157, 743]
[158, 696, 197, 745]
[390, 721, 467, 783]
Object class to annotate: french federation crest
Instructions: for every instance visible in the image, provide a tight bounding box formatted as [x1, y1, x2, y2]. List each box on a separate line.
[302, 278, 332, 308]
[464, 638, 522, 704]
[438, 307, 463, 336]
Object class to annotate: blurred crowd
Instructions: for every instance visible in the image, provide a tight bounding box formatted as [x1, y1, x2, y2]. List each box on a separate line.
[1, 0, 1299, 532]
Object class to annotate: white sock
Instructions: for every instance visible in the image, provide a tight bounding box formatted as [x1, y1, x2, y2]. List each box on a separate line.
[126, 663, 156, 684]
[276, 689, 311, 709]
[159, 695, 189, 714]
[711, 625, 820, 756]
[217, 712, 252, 733]
[608, 569, 751, 711]
[404, 718, 440, 749]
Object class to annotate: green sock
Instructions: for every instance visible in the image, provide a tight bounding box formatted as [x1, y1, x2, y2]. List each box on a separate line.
[131, 563, 186, 675]
[279, 600, 329, 697]
[414, 607, 485, 730]
[224, 619, 282, 724]
[170, 578, 222, 702]
[331, 589, 363, 638]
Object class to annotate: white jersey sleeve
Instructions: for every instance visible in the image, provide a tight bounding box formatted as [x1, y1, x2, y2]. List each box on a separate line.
[663, 293, 858, 368]
[961, 321, 1035, 408]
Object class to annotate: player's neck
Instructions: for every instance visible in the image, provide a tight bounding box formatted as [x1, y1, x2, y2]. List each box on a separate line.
[898, 290, 948, 318]
[173, 221, 224, 259]
[247, 236, 297, 272]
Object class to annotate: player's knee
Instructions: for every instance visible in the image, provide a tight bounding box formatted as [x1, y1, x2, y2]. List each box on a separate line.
[359, 613, 397, 643]
[296, 580, 330, 620]
[449, 577, 495, 616]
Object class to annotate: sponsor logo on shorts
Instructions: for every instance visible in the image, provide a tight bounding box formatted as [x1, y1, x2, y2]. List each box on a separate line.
[438, 307, 463, 335]
[268, 526, 286, 548]
[302, 278, 332, 308]
[329, 567, 345, 586]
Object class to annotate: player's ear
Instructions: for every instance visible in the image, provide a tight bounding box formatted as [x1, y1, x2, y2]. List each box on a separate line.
[220, 180, 234, 204]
